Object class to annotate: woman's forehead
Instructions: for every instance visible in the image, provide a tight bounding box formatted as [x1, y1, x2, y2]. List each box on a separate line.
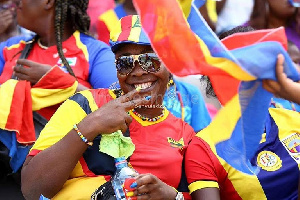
[115, 44, 153, 57]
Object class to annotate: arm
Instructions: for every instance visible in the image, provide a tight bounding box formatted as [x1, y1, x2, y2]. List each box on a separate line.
[185, 137, 220, 200]
[263, 54, 300, 104]
[191, 188, 220, 200]
[21, 89, 147, 199]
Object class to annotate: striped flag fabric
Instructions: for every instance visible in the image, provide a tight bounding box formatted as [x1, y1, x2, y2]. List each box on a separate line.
[0, 66, 78, 144]
[132, 0, 300, 174]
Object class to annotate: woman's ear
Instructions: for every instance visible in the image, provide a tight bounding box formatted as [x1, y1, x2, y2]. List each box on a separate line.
[44, 0, 55, 10]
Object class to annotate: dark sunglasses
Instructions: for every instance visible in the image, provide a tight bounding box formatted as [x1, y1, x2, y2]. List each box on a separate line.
[115, 53, 161, 75]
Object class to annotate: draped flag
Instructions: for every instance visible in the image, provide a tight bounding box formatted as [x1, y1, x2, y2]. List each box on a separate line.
[0, 66, 77, 172]
[132, 0, 300, 174]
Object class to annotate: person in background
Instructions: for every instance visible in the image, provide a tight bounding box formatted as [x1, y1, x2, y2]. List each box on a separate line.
[216, 0, 254, 34]
[87, 0, 115, 38]
[0, 0, 21, 42]
[248, 0, 300, 49]
[163, 76, 211, 132]
[97, 0, 136, 44]
[21, 15, 194, 200]
[199, 0, 226, 32]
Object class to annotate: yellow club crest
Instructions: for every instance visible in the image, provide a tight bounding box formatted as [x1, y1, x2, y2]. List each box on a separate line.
[257, 151, 282, 172]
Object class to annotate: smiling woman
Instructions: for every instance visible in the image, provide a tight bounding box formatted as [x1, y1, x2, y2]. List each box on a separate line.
[21, 15, 195, 200]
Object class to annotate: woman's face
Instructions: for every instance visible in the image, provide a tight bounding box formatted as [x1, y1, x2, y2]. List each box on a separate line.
[115, 44, 170, 105]
[267, 0, 296, 18]
[15, 0, 46, 32]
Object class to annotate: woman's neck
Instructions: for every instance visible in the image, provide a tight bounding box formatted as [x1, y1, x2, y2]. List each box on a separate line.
[38, 22, 74, 47]
[134, 107, 164, 119]
[267, 13, 289, 29]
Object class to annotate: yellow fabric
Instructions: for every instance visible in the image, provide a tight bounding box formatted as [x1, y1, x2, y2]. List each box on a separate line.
[269, 108, 300, 141]
[6, 40, 26, 50]
[0, 80, 17, 128]
[52, 176, 107, 200]
[207, 0, 217, 22]
[129, 108, 170, 126]
[188, 180, 219, 193]
[178, 0, 193, 18]
[31, 82, 78, 111]
[74, 31, 89, 62]
[196, 95, 267, 200]
[31, 90, 100, 178]
[99, 9, 120, 32]
[196, 37, 256, 81]
[197, 94, 241, 146]
[269, 108, 300, 168]
[128, 15, 142, 43]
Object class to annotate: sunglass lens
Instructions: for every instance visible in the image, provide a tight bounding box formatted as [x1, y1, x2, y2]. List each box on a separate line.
[116, 56, 134, 75]
[139, 54, 160, 72]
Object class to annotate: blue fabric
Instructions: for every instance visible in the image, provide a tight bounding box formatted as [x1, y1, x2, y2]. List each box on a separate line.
[79, 33, 117, 89]
[0, 129, 31, 172]
[114, 4, 128, 19]
[251, 113, 299, 200]
[186, 0, 300, 174]
[163, 79, 211, 132]
[0, 35, 33, 75]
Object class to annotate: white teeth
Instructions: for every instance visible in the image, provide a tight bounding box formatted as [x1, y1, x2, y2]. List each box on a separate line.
[134, 82, 152, 90]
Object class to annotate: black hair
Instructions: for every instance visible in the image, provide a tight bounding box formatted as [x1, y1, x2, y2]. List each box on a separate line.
[218, 26, 255, 40]
[54, 0, 91, 77]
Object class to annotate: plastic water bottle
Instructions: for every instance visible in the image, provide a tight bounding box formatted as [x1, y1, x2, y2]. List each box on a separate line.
[112, 157, 139, 200]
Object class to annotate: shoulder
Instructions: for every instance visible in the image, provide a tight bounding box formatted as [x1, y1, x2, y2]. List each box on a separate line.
[0, 35, 34, 50]
[77, 32, 111, 50]
[167, 113, 196, 136]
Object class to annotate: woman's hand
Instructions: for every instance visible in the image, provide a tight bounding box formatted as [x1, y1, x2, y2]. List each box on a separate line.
[0, 9, 13, 34]
[14, 59, 52, 85]
[130, 173, 177, 200]
[78, 89, 149, 139]
[263, 54, 300, 104]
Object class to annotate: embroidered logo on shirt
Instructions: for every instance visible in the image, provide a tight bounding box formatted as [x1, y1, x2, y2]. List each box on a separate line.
[257, 151, 282, 171]
[167, 137, 184, 149]
[281, 132, 300, 163]
[57, 57, 77, 73]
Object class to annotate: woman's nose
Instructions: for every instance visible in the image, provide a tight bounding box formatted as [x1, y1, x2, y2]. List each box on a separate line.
[130, 61, 148, 76]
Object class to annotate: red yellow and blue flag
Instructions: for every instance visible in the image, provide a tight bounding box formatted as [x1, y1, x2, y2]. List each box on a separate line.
[0, 66, 77, 172]
[132, 0, 300, 174]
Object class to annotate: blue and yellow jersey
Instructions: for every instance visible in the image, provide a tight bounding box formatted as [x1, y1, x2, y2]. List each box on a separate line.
[29, 89, 195, 199]
[185, 106, 300, 200]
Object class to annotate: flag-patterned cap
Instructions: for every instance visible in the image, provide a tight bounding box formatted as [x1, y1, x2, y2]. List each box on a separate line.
[110, 15, 151, 52]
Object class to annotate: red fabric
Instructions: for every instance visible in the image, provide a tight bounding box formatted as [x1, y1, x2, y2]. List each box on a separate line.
[33, 67, 76, 89]
[211, 28, 288, 105]
[118, 16, 134, 41]
[185, 137, 242, 199]
[97, 20, 111, 45]
[87, 0, 115, 34]
[5, 81, 35, 144]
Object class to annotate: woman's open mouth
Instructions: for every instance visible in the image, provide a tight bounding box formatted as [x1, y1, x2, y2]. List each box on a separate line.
[133, 81, 157, 93]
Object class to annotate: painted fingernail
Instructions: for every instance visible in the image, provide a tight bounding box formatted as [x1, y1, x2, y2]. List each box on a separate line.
[136, 87, 141, 92]
[126, 191, 134, 197]
[130, 182, 137, 188]
[145, 96, 151, 100]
